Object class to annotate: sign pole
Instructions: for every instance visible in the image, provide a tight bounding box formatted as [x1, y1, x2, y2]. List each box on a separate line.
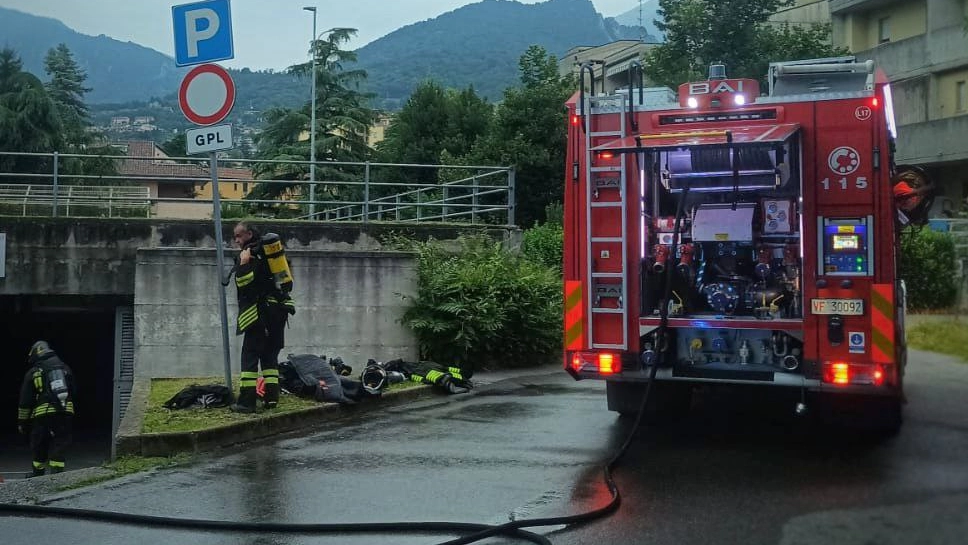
[210, 151, 234, 393]
[172, 0, 237, 393]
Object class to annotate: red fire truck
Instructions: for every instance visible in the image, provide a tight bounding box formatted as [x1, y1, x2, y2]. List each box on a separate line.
[563, 57, 921, 430]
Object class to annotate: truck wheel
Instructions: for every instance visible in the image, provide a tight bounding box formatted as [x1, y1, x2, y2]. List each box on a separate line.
[606, 381, 692, 422]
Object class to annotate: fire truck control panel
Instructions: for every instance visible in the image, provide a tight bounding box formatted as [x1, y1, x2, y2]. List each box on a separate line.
[820, 217, 873, 276]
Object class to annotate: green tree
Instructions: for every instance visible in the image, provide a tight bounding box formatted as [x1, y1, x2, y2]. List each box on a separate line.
[645, 0, 844, 88]
[251, 28, 376, 207]
[755, 23, 850, 77]
[42, 43, 122, 184]
[160, 131, 188, 158]
[377, 81, 492, 189]
[378, 80, 452, 182]
[467, 45, 574, 226]
[43, 43, 91, 147]
[0, 48, 62, 173]
[443, 86, 492, 159]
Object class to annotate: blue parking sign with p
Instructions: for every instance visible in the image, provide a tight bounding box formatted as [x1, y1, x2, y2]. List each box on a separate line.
[173, 0, 234, 67]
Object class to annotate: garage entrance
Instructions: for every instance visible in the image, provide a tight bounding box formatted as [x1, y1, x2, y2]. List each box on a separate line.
[0, 295, 132, 475]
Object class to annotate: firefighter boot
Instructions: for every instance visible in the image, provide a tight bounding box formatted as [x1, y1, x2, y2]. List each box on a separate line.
[231, 387, 258, 413]
[262, 369, 280, 410]
[30, 462, 45, 478]
[440, 376, 469, 395]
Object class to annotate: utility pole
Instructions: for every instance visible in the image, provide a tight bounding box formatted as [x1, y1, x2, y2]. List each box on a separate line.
[303, 6, 318, 219]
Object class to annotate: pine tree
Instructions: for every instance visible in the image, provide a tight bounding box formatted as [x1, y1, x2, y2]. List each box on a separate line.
[0, 48, 63, 173]
[251, 28, 377, 207]
[43, 43, 92, 147]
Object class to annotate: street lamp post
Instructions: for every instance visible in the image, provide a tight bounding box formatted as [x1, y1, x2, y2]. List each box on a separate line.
[303, 6, 318, 219]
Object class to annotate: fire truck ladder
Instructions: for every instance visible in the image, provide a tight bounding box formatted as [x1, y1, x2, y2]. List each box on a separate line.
[584, 93, 630, 351]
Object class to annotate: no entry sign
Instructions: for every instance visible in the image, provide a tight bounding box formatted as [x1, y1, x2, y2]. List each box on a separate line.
[178, 63, 236, 126]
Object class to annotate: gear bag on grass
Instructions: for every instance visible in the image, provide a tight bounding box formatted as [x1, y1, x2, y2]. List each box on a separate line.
[282, 354, 357, 404]
[163, 384, 233, 409]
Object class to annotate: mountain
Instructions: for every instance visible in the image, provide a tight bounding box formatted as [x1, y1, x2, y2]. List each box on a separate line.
[612, 0, 665, 42]
[353, 0, 645, 106]
[0, 7, 184, 104]
[0, 0, 647, 126]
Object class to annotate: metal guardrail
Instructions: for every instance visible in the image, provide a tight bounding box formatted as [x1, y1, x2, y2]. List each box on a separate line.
[0, 184, 151, 218]
[0, 150, 516, 226]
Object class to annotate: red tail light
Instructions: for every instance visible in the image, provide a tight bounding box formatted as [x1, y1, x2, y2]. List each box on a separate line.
[570, 351, 622, 375]
[823, 361, 891, 387]
[571, 115, 580, 125]
[598, 151, 614, 160]
[872, 97, 879, 108]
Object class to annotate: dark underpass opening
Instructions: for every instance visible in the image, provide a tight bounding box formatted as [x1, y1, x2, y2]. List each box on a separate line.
[0, 295, 130, 474]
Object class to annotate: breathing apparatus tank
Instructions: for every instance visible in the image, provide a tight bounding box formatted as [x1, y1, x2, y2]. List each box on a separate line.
[260, 232, 293, 293]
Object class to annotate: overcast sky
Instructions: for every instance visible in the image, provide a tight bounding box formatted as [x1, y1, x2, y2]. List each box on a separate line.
[0, 0, 639, 71]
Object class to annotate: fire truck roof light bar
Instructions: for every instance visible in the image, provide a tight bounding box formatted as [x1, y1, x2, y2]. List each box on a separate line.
[775, 60, 874, 75]
[637, 130, 730, 140]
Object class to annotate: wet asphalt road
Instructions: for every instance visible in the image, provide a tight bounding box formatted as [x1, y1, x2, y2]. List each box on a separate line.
[3, 350, 967, 545]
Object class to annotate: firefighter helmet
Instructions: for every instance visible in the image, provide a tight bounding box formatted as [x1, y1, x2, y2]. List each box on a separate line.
[28, 340, 53, 364]
[892, 164, 935, 227]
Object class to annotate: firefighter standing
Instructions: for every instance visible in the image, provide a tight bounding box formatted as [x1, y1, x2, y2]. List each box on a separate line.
[17, 341, 75, 478]
[231, 221, 295, 413]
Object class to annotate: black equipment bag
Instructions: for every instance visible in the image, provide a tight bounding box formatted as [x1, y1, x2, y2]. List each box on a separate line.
[163, 384, 233, 409]
[282, 354, 357, 404]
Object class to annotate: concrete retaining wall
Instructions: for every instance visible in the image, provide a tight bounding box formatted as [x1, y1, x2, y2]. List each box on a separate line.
[0, 218, 514, 377]
[135, 248, 419, 378]
[0, 217, 509, 296]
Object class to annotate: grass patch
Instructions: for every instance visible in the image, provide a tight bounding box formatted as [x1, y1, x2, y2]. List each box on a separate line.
[143, 376, 425, 434]
[58, 453, 193, 491]
[907, 318, 968, 362]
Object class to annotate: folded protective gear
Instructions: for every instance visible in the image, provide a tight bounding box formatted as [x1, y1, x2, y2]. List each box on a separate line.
[382, 359, 473, 394]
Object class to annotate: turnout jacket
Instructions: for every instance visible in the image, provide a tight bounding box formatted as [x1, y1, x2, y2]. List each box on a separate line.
[235, 238, 295, 334]
[18, 352, 76, 425]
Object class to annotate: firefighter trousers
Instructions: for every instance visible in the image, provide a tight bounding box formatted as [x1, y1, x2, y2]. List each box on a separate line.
[29, 414, 72, 477]
[239, 315, 285, 409]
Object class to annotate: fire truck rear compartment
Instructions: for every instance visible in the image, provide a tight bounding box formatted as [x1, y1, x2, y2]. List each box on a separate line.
[567, 57, 906, 433]
[635, 134, 806, 376]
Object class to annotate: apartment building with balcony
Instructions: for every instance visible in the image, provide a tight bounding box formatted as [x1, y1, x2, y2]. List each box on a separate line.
[559, 40, 661, 94]
[831, 0, 968, 217]
[769, 0, 832, 26]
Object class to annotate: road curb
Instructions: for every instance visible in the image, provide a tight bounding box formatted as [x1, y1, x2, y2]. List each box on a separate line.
[117, 384, 439, 458]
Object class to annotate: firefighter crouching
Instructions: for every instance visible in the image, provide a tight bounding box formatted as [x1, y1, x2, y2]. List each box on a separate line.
[18, 341, 75, 477]
[231, 221, 296, 413]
